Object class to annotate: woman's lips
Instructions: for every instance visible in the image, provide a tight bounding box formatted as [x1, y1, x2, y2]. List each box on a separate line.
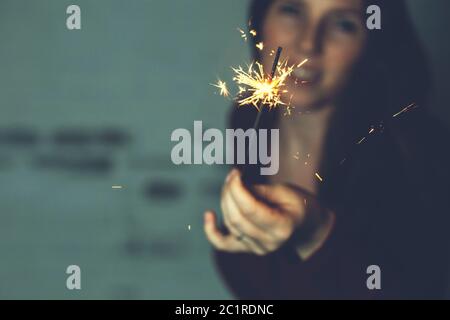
[292, 67, 322, 85]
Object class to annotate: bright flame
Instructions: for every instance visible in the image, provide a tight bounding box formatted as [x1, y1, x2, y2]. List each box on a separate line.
[211, 80, 230, 97]
[232, 61, 295, 110]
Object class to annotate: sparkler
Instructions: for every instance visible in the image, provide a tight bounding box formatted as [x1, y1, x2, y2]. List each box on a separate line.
[238, 47, 284, 131]
[211, 43, 309, 183]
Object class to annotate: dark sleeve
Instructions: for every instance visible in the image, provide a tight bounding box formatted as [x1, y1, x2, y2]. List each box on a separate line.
[213, 119, 450, 299]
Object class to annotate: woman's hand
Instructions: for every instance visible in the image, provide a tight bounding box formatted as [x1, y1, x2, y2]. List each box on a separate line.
[204, 169, 335, 259]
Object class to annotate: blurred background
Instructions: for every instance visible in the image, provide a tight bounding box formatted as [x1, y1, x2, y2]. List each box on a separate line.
[0, 0, 448, 299]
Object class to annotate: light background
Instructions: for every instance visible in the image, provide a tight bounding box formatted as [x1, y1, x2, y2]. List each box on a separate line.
[0, 0, 448, 299]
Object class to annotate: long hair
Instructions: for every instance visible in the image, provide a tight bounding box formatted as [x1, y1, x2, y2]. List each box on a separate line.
[220, 1, 450, 299]
[230, 0, 433, 187]
[245, 0, 430, 110]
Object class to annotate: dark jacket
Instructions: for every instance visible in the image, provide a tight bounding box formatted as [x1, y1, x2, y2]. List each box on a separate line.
[214, 107, 450, 299]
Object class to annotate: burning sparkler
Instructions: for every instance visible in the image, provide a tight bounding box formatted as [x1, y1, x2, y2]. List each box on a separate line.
[247, 47, 283, 130]
[232, 48, 287, 108]
[233, 61, 293, 110]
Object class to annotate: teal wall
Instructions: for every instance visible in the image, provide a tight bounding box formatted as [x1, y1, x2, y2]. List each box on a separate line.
[0, 0, 448, 299]
[0, 0, 251, 299]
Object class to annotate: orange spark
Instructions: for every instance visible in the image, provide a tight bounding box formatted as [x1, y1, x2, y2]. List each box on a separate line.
[256, 42, 264, 51]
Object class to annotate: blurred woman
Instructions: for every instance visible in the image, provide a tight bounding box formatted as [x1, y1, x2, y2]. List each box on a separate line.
[204, 0, 450, 299]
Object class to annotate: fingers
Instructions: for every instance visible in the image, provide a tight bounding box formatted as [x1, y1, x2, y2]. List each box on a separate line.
[221, 192, 269, 255]
[226, 170, 277, 229]
[223, 191, 272, 243]
[203, 210, 247, 253]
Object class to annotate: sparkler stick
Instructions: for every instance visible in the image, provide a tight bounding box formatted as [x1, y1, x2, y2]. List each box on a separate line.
[251, 47, 283, 131]
[243, 47, 283, 184]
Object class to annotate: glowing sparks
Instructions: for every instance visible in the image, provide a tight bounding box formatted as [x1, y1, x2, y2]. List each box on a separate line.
[238, 86, 246, 95]
[256, 42, 264, 51]
[188, 224, 191, 231]
[357, 137, 367, 145]
[293, 152, 300, 160]
[315, 173, 324, 182]
[232, 61, 294, 109]
[284, 94, 295, 116]
[238, 28, 257, 42]
[393, 102, 418, 118]
[237, 28, 248, 41]
[297, 58, 309, 68]
[211, 80, 230, 97]
[112, 185, 123, 189]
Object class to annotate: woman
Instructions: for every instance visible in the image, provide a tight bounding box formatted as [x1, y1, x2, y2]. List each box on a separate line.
[204, 0, 450, 299]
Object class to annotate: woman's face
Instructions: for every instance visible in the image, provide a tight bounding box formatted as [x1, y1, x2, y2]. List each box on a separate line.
[262, 0, 368, 110]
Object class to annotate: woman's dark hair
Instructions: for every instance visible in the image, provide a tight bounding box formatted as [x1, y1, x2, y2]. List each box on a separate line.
[246, 0, 430, 110]
[231, 0, 432, 186]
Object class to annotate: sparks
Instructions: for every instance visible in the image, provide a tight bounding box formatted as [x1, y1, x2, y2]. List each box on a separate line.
[297, 58, 309, 68]
[232, 61, 294, 109]
[237, 28, 248, 41]
[315, 173, 324, 182]
[211, 79, 230, 97]
[112, 185, 123, 189]
[393, 102, 418, 118]
[249, 29, 257, 37]
[284, 94, 295, 116]
[256, 42, 264, 51]
[357, 137, 367, 145]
